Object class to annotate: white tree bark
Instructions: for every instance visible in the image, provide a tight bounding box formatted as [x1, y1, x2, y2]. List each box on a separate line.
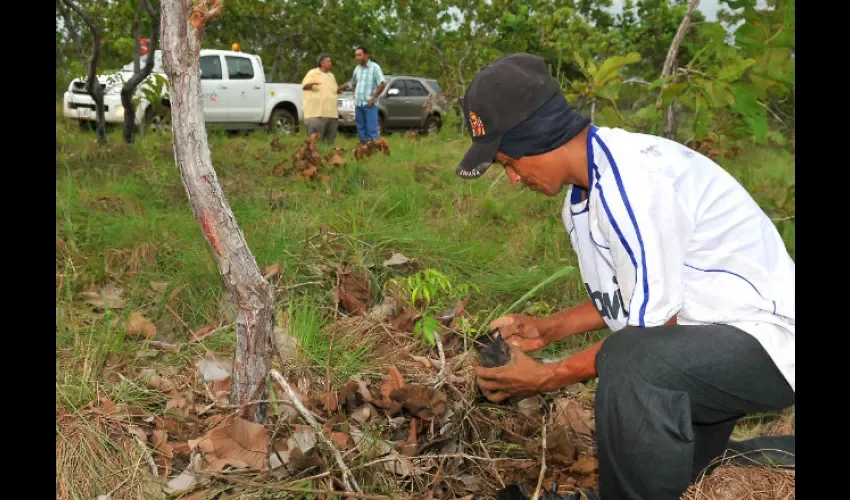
[160, 0, 275, 423]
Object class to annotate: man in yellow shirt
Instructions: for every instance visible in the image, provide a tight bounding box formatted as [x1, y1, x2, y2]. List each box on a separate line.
[301, 54, 339, 144]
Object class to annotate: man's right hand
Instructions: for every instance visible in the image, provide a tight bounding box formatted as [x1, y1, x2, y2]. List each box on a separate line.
[488, 314, 550, 352]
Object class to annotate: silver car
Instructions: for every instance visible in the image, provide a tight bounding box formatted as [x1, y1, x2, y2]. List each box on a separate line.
[337, 75, 447, 135]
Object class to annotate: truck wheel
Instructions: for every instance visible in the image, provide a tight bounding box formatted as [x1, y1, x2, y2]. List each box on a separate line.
[145, 105, 171, 134]
[423, 114, 441, 135]
[269, 109, 298, 135]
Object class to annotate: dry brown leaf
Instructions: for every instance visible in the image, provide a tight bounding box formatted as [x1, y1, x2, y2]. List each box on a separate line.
[555, 398, 594, 436]
[350, 404, 376, 425]
[208, 416, 270, 470]
[329, 154, 346, 166]
[163, 470, 197, 495]
[366, 296, 399, 322]
[329, 431, 352, 450]
[527, 427, 576, 466]
[390, 308, 422, 333]
[262, 263, 283, 279]
[127, 311, 157, 339]
[151, 430, 174, 476]
[100, 397, 116, 414]
[191, 325, 216, 342]
[517, 397, 540, 418]
[172, 441, 191, 458]
[150, 340, 180, 351]
[372, 366, 405, 414]
[336, 270, 372, 315]
[570, 455, 599, 475]
[207, 458, 251, 471]
[390, 385, 448, 421]
[314, 391, 340, 412]
[195, 356, 233, 382]
[145, 374, 176, 393]
[79, 283, 126, 309]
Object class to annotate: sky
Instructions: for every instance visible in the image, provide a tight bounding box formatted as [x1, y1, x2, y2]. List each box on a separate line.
[607, 0, 769, 23]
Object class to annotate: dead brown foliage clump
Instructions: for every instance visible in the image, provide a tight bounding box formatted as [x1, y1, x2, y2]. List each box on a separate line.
[272, 134, 347, 180]
[682, 465, 795, 500]
[354, 138, 391, 160]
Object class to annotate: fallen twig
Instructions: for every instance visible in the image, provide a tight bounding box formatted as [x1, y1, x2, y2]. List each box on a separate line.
[530, 415, 548, 500]
[269, 369, 362, 494]
[129, 427, 158, 476]
[432, 332, 447, 389]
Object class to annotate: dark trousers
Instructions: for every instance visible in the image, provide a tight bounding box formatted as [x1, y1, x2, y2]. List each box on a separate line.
[306, 117, 338, 144]
[594, 325, 794, 500]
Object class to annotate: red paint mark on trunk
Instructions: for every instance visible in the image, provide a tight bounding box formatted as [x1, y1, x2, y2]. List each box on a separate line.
[199, 210, 224, 256]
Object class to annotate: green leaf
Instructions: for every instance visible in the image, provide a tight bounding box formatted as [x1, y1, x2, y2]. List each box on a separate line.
[600, 106, 622, 127]
[731, 86, 768, 142]
[573, 52, 586, 71]
[717, 58, 756, 82]
[704, 81, 734, 108]
[699, 22, 727, 41]
[593, 52, 641, 87]
[659, 83, 687, 108]
[693, 98, 712, 141]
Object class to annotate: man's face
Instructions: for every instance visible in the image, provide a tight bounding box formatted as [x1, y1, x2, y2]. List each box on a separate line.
[320, 57, 332, 71]
[355, 49, 367, 65]
[494, 151, 565, 196]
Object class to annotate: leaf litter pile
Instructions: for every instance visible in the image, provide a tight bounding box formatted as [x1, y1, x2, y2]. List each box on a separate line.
[60, 248, 792, 499]
[268, 134, 388, 181]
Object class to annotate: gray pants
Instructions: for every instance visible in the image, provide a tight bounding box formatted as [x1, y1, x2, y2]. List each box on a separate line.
[306, 117, 338, 144]
[594, 324, 794, 499]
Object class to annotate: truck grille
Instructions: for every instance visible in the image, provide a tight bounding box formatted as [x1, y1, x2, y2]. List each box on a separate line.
[68, 102, 110, 112]
[72, 81, 107, 95]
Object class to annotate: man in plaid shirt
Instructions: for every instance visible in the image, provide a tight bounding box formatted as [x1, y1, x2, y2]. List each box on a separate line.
[341, 46, 387, 145]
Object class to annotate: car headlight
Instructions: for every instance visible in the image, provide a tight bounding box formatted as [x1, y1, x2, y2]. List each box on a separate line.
[338, 99, 354, 109]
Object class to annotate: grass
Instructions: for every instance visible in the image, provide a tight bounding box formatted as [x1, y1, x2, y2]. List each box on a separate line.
[55, 109, 795, 498]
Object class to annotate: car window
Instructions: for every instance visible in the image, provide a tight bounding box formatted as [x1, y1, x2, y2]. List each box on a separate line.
[200, 56, 222, 80]
[388, 80, 406, 95]
[406, 80, 429, 97]
[225, 56, 254, 80]
[425, 80, 443, 95]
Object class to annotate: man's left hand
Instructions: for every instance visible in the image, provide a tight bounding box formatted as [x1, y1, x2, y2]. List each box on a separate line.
[475, 345, 555, 403]
[368, 98, 375, 108]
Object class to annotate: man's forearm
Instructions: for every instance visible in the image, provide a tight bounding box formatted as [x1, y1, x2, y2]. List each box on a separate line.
[544, 339, 604, 390]
[371, 83, 386, 101]
[539, 299, 607, 343]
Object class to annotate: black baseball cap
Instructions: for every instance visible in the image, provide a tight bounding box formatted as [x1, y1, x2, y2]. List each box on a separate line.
[456, 53, 562, 179]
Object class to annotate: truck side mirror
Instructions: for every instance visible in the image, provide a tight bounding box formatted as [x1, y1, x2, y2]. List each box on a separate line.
[387, 88, 400, 97]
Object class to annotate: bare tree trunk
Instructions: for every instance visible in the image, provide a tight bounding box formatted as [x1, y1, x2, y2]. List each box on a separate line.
[132, 0, 143, 74]
[121, 0, 160, 144]
[269, 41, 283, 82]
[659, 0, 700, 140]
[61, 0, 108, 144]
[57, 0, 86, 71]
[161, 0, 275, 424]
[457, 44, 473, 135]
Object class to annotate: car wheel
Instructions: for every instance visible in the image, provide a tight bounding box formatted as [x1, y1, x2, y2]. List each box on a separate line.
[423, 114, 441, 135]
[378, 114, 389, 136]
[269, 109, 298, 135]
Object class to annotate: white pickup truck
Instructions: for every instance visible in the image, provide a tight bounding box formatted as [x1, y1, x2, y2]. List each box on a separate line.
[62, 49, 304, 134]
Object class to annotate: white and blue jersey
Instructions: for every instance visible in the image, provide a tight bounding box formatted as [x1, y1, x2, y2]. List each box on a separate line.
[563, 126, 795, 391]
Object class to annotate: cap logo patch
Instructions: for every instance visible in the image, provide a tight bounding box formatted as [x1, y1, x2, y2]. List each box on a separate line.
[469, 112, 486, 137]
